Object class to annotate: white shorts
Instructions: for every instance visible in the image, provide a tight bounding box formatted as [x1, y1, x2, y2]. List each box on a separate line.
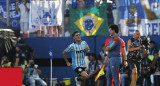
[20, 22, 29, 33]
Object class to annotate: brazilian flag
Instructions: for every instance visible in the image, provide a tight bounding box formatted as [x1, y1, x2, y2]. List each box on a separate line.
[69, 3, 109, 37]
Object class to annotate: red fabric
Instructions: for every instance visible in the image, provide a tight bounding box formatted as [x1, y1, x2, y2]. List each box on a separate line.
[113, 37, 120, 43]
[120, 39, 125, 56]
[121, 39, 125, 48]
[0, 68, 22, 86]
[105, 38, 112, 47]
[111, 78, 114, 86]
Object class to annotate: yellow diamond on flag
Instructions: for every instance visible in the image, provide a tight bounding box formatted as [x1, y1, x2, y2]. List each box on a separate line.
[74, 13, 104, 36]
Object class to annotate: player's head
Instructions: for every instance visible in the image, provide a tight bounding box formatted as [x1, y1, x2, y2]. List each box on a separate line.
[134, 30, 141, 39]
[109, 24, 119, 36]
[72, 31, 81, 41]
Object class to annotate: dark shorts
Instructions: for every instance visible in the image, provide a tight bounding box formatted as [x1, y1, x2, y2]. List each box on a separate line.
[64, 9, 69, 17]
[74, 67, 86, 76]
[128, 60, 141, 75]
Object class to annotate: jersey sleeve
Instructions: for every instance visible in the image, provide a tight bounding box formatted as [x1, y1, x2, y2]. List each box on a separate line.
[109, 37, 120, 49]
[121, 39, 125, 48]
[105, 38, 111, 47]
[64, 44, 73, 52]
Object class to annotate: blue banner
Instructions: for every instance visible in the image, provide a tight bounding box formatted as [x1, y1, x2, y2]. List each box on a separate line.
[119, 0, 160, 36]
[0, 0, 20, 28]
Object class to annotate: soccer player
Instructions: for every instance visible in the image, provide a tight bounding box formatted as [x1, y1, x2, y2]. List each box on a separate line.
[62, 31, 90, 86]
[105, 24, 122, 86]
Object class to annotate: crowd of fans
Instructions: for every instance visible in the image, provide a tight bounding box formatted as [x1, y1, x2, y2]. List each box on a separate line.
[15, 0, 118, 38]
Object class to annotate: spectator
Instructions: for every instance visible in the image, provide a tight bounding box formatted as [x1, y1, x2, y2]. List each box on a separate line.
[14, 44, 27, 85]
[77, 0, 85, 8]
[111, 0, 120, 25]
[37, 26, 46, 37]
[153, 52, 160, 86]
[141, 53, 152, 86]
[20, 40, 35, 60]
[148, 41, 159, 74]
[24, 60, 47, 86]
[120, 64, 129, 86]
[14, 44, 27, 68]
[150, 52, 159, 86]
[1, 56, 12, 68]
[87, 54, 99, 86]
[64, 0, 72, 37]
[148, 41, 159, 86]
[16, 0, 30, 38]
[53, 26, 63, 37]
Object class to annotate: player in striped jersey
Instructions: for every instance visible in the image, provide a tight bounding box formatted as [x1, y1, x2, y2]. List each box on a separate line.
[63, 31, 90, 86]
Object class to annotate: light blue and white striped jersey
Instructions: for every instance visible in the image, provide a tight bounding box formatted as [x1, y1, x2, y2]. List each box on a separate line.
[64, 41, 89, 70]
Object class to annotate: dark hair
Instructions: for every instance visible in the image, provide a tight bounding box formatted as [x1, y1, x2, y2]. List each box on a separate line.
[109, 24, 119, 33]
[150, 41, 155, 44]
[72, 31, 79, 37]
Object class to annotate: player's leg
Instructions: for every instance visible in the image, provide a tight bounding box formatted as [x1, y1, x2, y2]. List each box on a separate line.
[80, 71, 90, 86]
[110, 57, 121, 86]
[106, 60, 112, 86]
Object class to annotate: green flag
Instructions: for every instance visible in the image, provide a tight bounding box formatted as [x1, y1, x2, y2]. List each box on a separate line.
[69, 3, 109, 37]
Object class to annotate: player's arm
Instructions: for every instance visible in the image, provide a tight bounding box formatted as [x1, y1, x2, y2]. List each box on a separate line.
[127, 39, 142, 52]
[105, 37, 120, 51]
[84, 41, 90, 53]
[62, 51, 72, 67]
[121, 47, 128, 66]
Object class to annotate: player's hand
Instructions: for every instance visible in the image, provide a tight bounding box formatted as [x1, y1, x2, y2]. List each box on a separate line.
[66, 62, 72, 67]
[85, 46, 90, 52]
